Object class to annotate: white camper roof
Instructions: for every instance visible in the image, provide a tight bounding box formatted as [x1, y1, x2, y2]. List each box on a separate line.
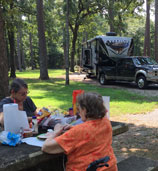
[87, 35, 132, 43]
[93, 35, 133, 57]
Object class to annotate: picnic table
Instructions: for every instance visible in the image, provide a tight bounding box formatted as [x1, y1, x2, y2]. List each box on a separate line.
[0, 121, 128, 171]
[0, 143, 64, 171]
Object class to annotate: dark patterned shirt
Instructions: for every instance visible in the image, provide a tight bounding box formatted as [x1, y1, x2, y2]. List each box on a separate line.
[0, 96, 37, 117]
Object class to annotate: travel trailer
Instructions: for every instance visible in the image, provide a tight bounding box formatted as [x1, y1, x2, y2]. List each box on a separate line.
[82, 33, 158, 89]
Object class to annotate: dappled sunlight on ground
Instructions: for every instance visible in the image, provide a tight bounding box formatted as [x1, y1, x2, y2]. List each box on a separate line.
[111, 114, 158, 162]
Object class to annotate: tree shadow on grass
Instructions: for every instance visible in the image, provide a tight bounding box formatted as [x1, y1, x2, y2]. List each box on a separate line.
[112, 122, 158, 162]
[21, 77, 158, 111]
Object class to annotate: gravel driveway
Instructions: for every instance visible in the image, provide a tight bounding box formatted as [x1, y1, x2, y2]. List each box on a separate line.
[68, 72, 158, 97]
[67, 72, 158, 162]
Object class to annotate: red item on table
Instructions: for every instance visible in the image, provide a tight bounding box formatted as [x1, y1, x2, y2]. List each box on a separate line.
[72, 90, 84, 115]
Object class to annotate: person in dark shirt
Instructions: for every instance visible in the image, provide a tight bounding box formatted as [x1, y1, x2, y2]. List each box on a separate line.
[0, 78, 37, 126]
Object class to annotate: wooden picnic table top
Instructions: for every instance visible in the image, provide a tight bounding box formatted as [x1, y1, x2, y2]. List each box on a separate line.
[0, 121, 128, 171]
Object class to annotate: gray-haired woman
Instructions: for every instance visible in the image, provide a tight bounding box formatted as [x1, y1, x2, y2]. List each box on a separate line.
[42, 92, 118, 171]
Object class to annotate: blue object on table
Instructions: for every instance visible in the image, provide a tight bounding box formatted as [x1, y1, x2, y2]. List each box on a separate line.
[0, 131, 21, 147]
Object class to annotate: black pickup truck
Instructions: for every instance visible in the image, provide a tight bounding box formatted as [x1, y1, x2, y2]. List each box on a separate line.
[98, 56, 158, 89]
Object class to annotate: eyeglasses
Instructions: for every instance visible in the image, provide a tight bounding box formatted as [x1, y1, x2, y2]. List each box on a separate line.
[18, 91, 30, 96]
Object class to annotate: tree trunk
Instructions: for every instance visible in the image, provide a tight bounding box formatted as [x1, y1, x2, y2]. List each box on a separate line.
[36, 0, 49, 80]
[70, 26, 78, 72]
[19, 28, 26, 70]
[21, 44, 26, 70]
[8, 30, 16, 78]
[144, 0, 150, 57]
[29, 32, 34, 70]
[108, 0, 115, 32]
[155, 0, 158, 61]
[65, 0, 69, 85]
[8, 3, 16, 78]
[17, 26, 22, 72]
[0, 7, 9, 100]
[28, 16, 34, 70]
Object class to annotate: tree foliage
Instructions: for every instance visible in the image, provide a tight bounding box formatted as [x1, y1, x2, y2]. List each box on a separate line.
[0, 0, 157, 82]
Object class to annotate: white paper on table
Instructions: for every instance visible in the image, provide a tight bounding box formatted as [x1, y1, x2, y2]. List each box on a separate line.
[22, 137, 45, 147]
[102, 96, 110, 119]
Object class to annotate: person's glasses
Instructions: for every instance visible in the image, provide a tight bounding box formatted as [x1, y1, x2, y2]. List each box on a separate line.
[18, 91, 30, 96]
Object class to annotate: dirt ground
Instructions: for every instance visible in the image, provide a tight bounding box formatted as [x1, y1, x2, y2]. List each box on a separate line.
[66, 72, 158, 162]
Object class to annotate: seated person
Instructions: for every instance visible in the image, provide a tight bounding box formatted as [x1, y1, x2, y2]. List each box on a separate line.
[42, 92, 118, 171]
[0, 78, 37, 126]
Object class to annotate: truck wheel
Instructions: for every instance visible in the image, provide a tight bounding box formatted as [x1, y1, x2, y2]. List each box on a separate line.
[99, 74, 106, 85]
[137, 76, 147, 89]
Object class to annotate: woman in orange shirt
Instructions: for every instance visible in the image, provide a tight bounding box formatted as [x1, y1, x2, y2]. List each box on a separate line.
[42, 92, 118, 171]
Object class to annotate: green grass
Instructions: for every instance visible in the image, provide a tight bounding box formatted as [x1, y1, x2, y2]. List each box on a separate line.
[15, 69, 65, 78]
[14, 69, 158, 116]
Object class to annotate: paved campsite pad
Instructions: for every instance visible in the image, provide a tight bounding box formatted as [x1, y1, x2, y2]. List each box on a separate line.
[117, 156, 158, 171]
[111, 109, 158, 162]
[65, 72, 158, 97]
[111, 121, 128, 136]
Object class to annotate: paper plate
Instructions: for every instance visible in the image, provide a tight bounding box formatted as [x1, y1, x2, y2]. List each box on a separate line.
[37, 133, 47, 140]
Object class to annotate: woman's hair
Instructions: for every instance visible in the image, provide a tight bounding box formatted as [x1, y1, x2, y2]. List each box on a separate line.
[9, 78, 28, 94]
[77, 92, 106, 119]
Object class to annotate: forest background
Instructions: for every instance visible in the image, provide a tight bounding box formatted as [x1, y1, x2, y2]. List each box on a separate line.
[0, 0, 158, 100]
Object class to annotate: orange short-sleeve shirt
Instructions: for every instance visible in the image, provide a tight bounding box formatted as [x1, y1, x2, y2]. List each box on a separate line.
[55, 117, 117, 171]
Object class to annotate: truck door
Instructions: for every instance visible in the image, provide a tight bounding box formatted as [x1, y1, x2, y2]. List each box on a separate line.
[116, 58, 135, 81]
[99, 58, 116, 80]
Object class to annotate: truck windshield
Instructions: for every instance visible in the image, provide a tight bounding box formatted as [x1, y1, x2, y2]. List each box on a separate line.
[134, 57, 158, 65]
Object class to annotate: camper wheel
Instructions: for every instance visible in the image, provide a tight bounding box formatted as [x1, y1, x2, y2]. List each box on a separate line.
[99, 74, 106, 85]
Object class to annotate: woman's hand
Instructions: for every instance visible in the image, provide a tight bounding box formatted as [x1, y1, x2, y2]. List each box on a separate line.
[63, 124, 73, 131]
[54, 123, 65, 136]
[45, 123, 74, 139]
[54, 123, 73, 135]
[45, 124, 64, 139]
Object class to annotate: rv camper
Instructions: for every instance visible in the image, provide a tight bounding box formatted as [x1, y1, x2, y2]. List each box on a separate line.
[82, 33, 158, 89]
[82, 33, 133, 77]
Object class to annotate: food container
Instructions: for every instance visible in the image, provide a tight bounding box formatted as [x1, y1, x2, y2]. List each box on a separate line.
[23, 129, 33, 138]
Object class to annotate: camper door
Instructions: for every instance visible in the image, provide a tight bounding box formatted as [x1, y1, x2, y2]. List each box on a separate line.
[83, 48, 92, 67]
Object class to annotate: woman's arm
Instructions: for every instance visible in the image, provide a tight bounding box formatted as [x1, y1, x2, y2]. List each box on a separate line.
[33, 109, 38, 115]
[42, 133, 65, 154]
[0, 112, 4, 126]
[42, 123, 73, 154]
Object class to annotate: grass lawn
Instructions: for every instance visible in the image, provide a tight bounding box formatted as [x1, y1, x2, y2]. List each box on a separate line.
[14, 69, 158, 117]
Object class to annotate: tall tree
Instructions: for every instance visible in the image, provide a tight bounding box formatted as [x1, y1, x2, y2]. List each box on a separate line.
[102, 0, 144, 34]
[36, 0, 49, 80]
[17, 25, 22, 71]
[65, 0, 69, 85]
[0, 6, 9, 100]
[155, 0, 158, 61]
[8, 2, 16, 78]
[28, 16, 35, 70]
[144, 0, 151, 56]
[108, 0, 115, 32]
[68, 0, 103, 72]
